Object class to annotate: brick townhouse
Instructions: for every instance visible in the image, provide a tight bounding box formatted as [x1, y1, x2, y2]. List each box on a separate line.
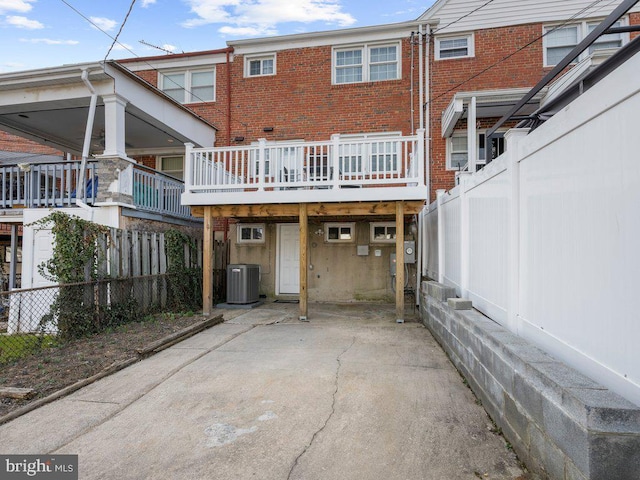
[1, 0, 638, 319]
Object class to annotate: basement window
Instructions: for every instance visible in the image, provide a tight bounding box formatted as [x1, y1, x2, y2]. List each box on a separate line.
[237, 224, 265, 244]
[325, 223, 355, 243]
[370, 222, 396, 243]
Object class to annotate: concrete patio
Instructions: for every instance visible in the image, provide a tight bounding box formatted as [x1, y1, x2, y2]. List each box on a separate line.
[0, 303, 527, 479]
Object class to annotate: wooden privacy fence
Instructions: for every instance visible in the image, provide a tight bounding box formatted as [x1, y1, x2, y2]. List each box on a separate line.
[100, 228, 230, 303]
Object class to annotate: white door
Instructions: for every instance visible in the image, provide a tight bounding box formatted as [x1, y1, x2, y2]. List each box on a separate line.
[278, 224, 300, 294]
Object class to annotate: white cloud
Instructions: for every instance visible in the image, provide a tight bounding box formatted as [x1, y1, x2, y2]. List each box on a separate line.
[0, 0, 35, 15]
[20, 38, 80, 45]
[181, 0, 356, 33]
[6, 15, 43, 29]
[141, 0, 157, 6]
[218, 25, 277, 36]
[89, 16, 118, 32]
[162, 44, 178, 52]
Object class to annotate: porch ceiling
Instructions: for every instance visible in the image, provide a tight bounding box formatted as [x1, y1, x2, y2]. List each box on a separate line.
[441, 87, 548, 138]
[0, 62, 217, 157]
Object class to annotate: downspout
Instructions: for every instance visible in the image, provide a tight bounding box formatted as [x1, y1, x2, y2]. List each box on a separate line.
[226, 47, 233, 147]
[415, 24, 425, 306]
[224, 46, 234, 241]
[79, 68, 98, 216]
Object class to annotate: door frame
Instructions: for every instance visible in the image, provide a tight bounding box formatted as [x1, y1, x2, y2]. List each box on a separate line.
[275, 223, 300, 295]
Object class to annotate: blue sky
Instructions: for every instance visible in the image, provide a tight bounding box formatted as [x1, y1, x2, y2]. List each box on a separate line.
[0, 0, 436, 73]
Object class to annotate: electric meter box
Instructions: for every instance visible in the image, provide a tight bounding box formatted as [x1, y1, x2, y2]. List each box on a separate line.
[404, 241, 416, 264]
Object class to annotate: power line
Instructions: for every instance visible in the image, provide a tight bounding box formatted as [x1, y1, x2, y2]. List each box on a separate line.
[432, 0, 496, 34]
[104, 0, 137, 62]
[428, 0, 610, 106]
[58, 0, 244, 128]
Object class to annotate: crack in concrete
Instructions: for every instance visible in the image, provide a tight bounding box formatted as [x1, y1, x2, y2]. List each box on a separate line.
[286, 337, 356, 480]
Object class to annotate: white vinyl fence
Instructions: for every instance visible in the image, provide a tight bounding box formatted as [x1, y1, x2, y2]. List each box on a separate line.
[423, 50, 640, 406]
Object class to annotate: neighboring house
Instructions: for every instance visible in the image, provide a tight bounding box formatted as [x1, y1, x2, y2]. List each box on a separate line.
[1, 0, 638, 323]
[419, 0, 640, 196]
[0, 62, 218, 294]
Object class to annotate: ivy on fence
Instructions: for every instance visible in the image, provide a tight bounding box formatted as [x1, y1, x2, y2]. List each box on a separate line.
[30, 212, 202, 340]
[165, 229, 202, 312]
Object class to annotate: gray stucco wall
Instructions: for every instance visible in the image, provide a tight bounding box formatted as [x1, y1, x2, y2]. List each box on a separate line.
[230, 221, 411, 302]
[420, 281, 640, 480]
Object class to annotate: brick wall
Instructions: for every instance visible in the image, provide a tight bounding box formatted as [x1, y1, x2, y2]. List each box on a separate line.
[428, 15, 640, 201]
[429, 23, 546, 200]
[137, 37, 422, 148]
[0, 131, 62, 156]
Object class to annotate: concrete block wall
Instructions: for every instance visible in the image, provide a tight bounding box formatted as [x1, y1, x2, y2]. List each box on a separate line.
[419, 281, 640, 480]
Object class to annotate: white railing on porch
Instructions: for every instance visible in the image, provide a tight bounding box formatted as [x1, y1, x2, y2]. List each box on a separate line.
[1, 161, 97, 208]
[183, 130, 425, 203]
[132, 165, 192, 220]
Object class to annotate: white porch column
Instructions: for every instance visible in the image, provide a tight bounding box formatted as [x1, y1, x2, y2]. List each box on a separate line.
[102, 94, 128, 158]
[467, 96, 477, 172]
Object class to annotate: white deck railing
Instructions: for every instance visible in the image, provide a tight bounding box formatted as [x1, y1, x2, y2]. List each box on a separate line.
[183, 130, 426, 205]
[0, 161, 97, 208]
[132, 165, 192, 220]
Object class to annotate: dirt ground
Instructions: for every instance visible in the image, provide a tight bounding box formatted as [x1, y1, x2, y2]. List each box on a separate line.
[0, 312, 210, 419]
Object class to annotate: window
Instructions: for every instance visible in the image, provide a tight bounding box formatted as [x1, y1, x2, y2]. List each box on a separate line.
[334, 43, 400, 84]
[325, 223, 355, 243]
[245, 54, 276, 77]
[435, 34, 474, 60]
[160, 68, 215, 103]
[237, 224, 265, 244]
[370, 222, 396, 243]
[447, 132, 506, 170]
[447, 134, 468, 170]
[478, 133, 505, 164]
[158, 155, 184, 180]
[544, 19, 627, 66]
[588, 21, 623, 53]
[544, 25, 579, 66]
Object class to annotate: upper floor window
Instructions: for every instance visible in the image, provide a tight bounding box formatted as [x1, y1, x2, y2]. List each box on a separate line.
[157, 155, 184, 180]
[435, 34, 474, 60]
[333, 43, 400, 84]
[446, 131, 506, 170]
[245, 54, 276, 77]
[160, 68, 215, 103]
[544, 20, 625, 66]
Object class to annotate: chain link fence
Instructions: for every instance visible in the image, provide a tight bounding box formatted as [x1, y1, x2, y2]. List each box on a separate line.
[0, 272, 202, 364]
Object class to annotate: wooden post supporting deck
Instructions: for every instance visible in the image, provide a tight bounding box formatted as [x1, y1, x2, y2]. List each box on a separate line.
[299, 203, 309, 321]
[396, 201, 405, 323]
[203, 206, 214, 315]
